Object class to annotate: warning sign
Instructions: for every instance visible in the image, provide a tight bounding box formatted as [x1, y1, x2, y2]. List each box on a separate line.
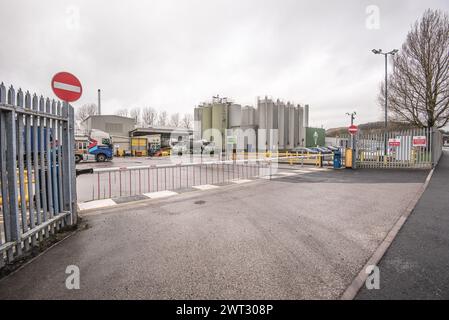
[413, 136, 427, 147]
[388, 139, 401, 147]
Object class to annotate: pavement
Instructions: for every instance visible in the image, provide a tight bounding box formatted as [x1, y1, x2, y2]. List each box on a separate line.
[0, 166, 428, 299]
[357, 150, 449, 300]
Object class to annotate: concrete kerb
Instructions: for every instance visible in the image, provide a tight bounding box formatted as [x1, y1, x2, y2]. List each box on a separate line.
[340, 167, 436, 300]
[77, 177, 266, 215]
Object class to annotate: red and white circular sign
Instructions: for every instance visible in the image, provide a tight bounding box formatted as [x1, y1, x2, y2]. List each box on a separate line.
[51, 72, 82, 102]
[348, 125, 358, 135]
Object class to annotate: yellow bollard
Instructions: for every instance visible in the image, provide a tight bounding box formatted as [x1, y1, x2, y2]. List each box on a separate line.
[345, 148, 353, 168]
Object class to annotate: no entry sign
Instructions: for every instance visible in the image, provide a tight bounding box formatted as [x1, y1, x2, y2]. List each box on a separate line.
[348, 125, 358, 135]
[51, 72, 82, 102]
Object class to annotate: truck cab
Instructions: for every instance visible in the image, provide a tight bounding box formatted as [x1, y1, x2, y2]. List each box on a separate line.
[75, 129, 113, 163]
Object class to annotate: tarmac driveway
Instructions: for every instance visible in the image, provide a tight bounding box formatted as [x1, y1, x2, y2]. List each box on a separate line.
[0, 168, 428, 299]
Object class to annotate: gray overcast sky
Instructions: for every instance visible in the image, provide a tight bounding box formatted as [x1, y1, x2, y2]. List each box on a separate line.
[0, 0, 448, 128]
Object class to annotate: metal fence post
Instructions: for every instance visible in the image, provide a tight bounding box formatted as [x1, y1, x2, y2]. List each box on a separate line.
[5, 109, 21, 259]
[69, 105, 77, 224]
[62, 102, 76, 225]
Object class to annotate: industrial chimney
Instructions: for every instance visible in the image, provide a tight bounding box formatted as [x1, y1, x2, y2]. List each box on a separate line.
[98, 89, 101, 115]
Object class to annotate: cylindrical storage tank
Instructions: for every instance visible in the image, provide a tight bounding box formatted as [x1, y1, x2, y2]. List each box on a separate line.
[202, 105, 212, 140]
[294, 106, 300, 147]
[277, 102, 285, 149]
[212, 102, 227, 148]
[228, 104, 241, 128]
[242, 107, 249, 126]
[297, 106, 304, 146]
[269, 99, 277, 130]
[257, 98, 267, 129]
[304, 104, 309, 128]
[284, 104, 289, 147]
[212, 103, 227, 132]
[287, 103, 295, 150]
[242, 106, 256, 126]
[194, 107, 201, 140]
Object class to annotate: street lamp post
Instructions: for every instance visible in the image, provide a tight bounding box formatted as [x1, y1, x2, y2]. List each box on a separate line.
[372, 48, 398, 156]
[346, 111, 356, 126]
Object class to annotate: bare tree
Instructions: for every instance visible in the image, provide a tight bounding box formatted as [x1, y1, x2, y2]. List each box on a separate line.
[157, 111, 168, 127]
[170, 112, 181, 127]
[115, 108, 129, 117]
[130, 107, 141, 126]
[76, 103, 97, 122]
[380, 9, 449, 128]
[181, 113, 193, 129]
[142, 107, 158, 127]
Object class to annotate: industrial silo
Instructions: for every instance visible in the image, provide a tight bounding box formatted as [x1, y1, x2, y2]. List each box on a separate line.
[287, 103, 295, 150]
[277, 100, 285, 150]
[304, 104, 310, 128]
[294, 106, 300, 147]
[257, 97, 267, 130]
[297, 105, 305, 146]
[202, 104, 212, 141]
[228, 104, 242, 128]
[242, 106, 256, 126]
[212, 101, 228, 149]
[194, 106, 203, 140]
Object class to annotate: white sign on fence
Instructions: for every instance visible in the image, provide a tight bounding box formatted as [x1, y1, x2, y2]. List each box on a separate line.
[413, 136, 427, 147]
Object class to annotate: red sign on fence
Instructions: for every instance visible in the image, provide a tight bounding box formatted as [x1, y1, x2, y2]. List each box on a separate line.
[51, 72, 82, 102]
[388, 138, 401, 147]
[413, 136, 427, 147]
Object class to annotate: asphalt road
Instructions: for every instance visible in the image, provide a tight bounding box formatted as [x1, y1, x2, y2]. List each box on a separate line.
[0, 167, 428, 299]
[357, 150, 449, 299]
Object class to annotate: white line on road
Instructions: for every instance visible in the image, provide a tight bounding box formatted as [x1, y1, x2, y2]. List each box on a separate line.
[230, 179, 252, 184]
[277, 172, 298, 176]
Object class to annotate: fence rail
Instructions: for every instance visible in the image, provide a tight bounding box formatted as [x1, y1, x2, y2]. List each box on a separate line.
[0, 82, 77, 268]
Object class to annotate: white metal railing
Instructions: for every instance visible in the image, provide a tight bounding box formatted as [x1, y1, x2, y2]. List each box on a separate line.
[83, 154, 327, 202]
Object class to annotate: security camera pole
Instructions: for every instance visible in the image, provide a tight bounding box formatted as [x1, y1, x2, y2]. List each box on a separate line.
[372, 48, 399, 156]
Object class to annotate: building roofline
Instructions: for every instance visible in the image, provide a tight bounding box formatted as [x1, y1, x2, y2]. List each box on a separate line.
[82, 114, 136, 123]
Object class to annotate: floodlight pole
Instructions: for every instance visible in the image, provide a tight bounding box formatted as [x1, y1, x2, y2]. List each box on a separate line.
[372, 49, 398, 156]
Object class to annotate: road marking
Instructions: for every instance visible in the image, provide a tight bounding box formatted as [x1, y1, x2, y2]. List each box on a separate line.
[143, 190, 178, 199]
[277, 172, 297, 176]
[307, 167, 329, 171]
[53, 81, 81, 93]
[192, 184, 220, 190]
[230, 179, 252, 184]
[292, 170, 311, 173]
[78, 199, 117, 211]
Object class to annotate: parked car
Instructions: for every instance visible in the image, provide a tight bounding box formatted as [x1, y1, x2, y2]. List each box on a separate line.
[316, 147, 333, 154]
[291, 147, 318, 154]
[326, 146, 340, 152]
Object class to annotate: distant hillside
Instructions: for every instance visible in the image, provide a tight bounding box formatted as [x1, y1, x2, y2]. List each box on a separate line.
[326, 121, 416, 137]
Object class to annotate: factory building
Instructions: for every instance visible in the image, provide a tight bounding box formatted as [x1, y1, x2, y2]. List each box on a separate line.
[80, 115, 137, 153]
[194, 96, 309, 152]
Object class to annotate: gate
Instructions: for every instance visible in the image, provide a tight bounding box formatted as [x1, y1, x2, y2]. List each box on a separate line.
[0, 82, 77, 268]
[354, 127, 443, 169]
